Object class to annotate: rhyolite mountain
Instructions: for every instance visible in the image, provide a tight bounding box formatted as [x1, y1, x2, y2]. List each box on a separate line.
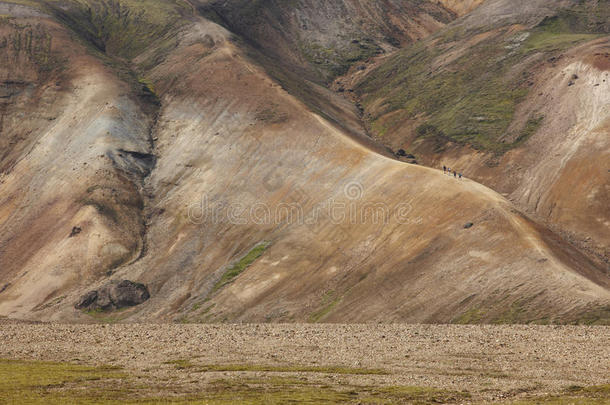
[0, 0, 607, 324]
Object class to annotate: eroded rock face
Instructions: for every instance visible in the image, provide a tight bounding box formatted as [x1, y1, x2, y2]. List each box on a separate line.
[75, 280, 150, 311]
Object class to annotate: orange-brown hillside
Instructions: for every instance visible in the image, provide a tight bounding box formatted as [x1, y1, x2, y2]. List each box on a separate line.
[0, 0, 607, 324]
[353, 0, 610, 267]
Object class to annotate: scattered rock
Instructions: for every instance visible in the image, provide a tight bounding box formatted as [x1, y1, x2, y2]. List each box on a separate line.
[397, 149, 417, 160]
[568, 75, 578, 87]
[75, 280, 150, 311]
[69, 226, 82, 238]
[464, 222, 474, 229]
[109, 149, 156, 177]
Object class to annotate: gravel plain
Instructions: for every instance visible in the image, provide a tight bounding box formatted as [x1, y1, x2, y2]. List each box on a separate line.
[0, 321, 609, 402]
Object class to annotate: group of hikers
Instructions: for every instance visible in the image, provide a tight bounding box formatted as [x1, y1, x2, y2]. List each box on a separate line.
[443, 165, 462, 179]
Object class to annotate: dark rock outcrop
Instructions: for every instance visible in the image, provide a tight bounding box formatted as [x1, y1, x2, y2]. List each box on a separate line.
[69, 226, 82, 237]
[75, 280, 150, 311]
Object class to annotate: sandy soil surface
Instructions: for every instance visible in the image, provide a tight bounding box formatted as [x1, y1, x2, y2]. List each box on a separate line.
[0, 322, 608, 402]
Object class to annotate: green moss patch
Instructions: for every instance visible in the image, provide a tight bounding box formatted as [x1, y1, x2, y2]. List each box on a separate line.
[453, 307, 486, 324]
[309, 290, 341, 323]
[164, 361, 388, 375]
[522, 14, 603, 53]
[15, 0, 189, 59]
[211, 242, 270, 293]
[299, 37, 382, 80]
[0, 359, 127, 404]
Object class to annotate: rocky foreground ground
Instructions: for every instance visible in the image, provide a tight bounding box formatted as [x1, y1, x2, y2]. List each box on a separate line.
[0, 322, 608, 403]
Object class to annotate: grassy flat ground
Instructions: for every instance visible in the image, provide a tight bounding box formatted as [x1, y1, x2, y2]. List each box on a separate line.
[0, 322, 609, 404]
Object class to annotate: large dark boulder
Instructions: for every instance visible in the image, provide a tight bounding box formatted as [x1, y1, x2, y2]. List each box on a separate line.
[76, 291, 98, 308]
[75, 280, 150, 311]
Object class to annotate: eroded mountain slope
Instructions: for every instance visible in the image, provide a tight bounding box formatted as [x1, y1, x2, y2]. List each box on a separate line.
[195, 0, 469, 149]
[198, 0, 457, 83]
[354, 0, 610, 265]
[0, 2, 155, 316]
[0, 0, 608, 323]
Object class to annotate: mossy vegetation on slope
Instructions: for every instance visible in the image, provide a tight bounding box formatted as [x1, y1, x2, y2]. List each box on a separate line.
[3, 0, 189, 60]
[522, 9, 606, 54]
[0, 18, 65, 73]
[212, 242, 270, 293]
[298, 36, 383, 79]
[2, 0, 189, 109]
[358, 36, 533, 152]
[356, 1, 608, 153]
[58, 0, 189, 60]
[309, 289, 342, 322]
[200, 0, 454, 84]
